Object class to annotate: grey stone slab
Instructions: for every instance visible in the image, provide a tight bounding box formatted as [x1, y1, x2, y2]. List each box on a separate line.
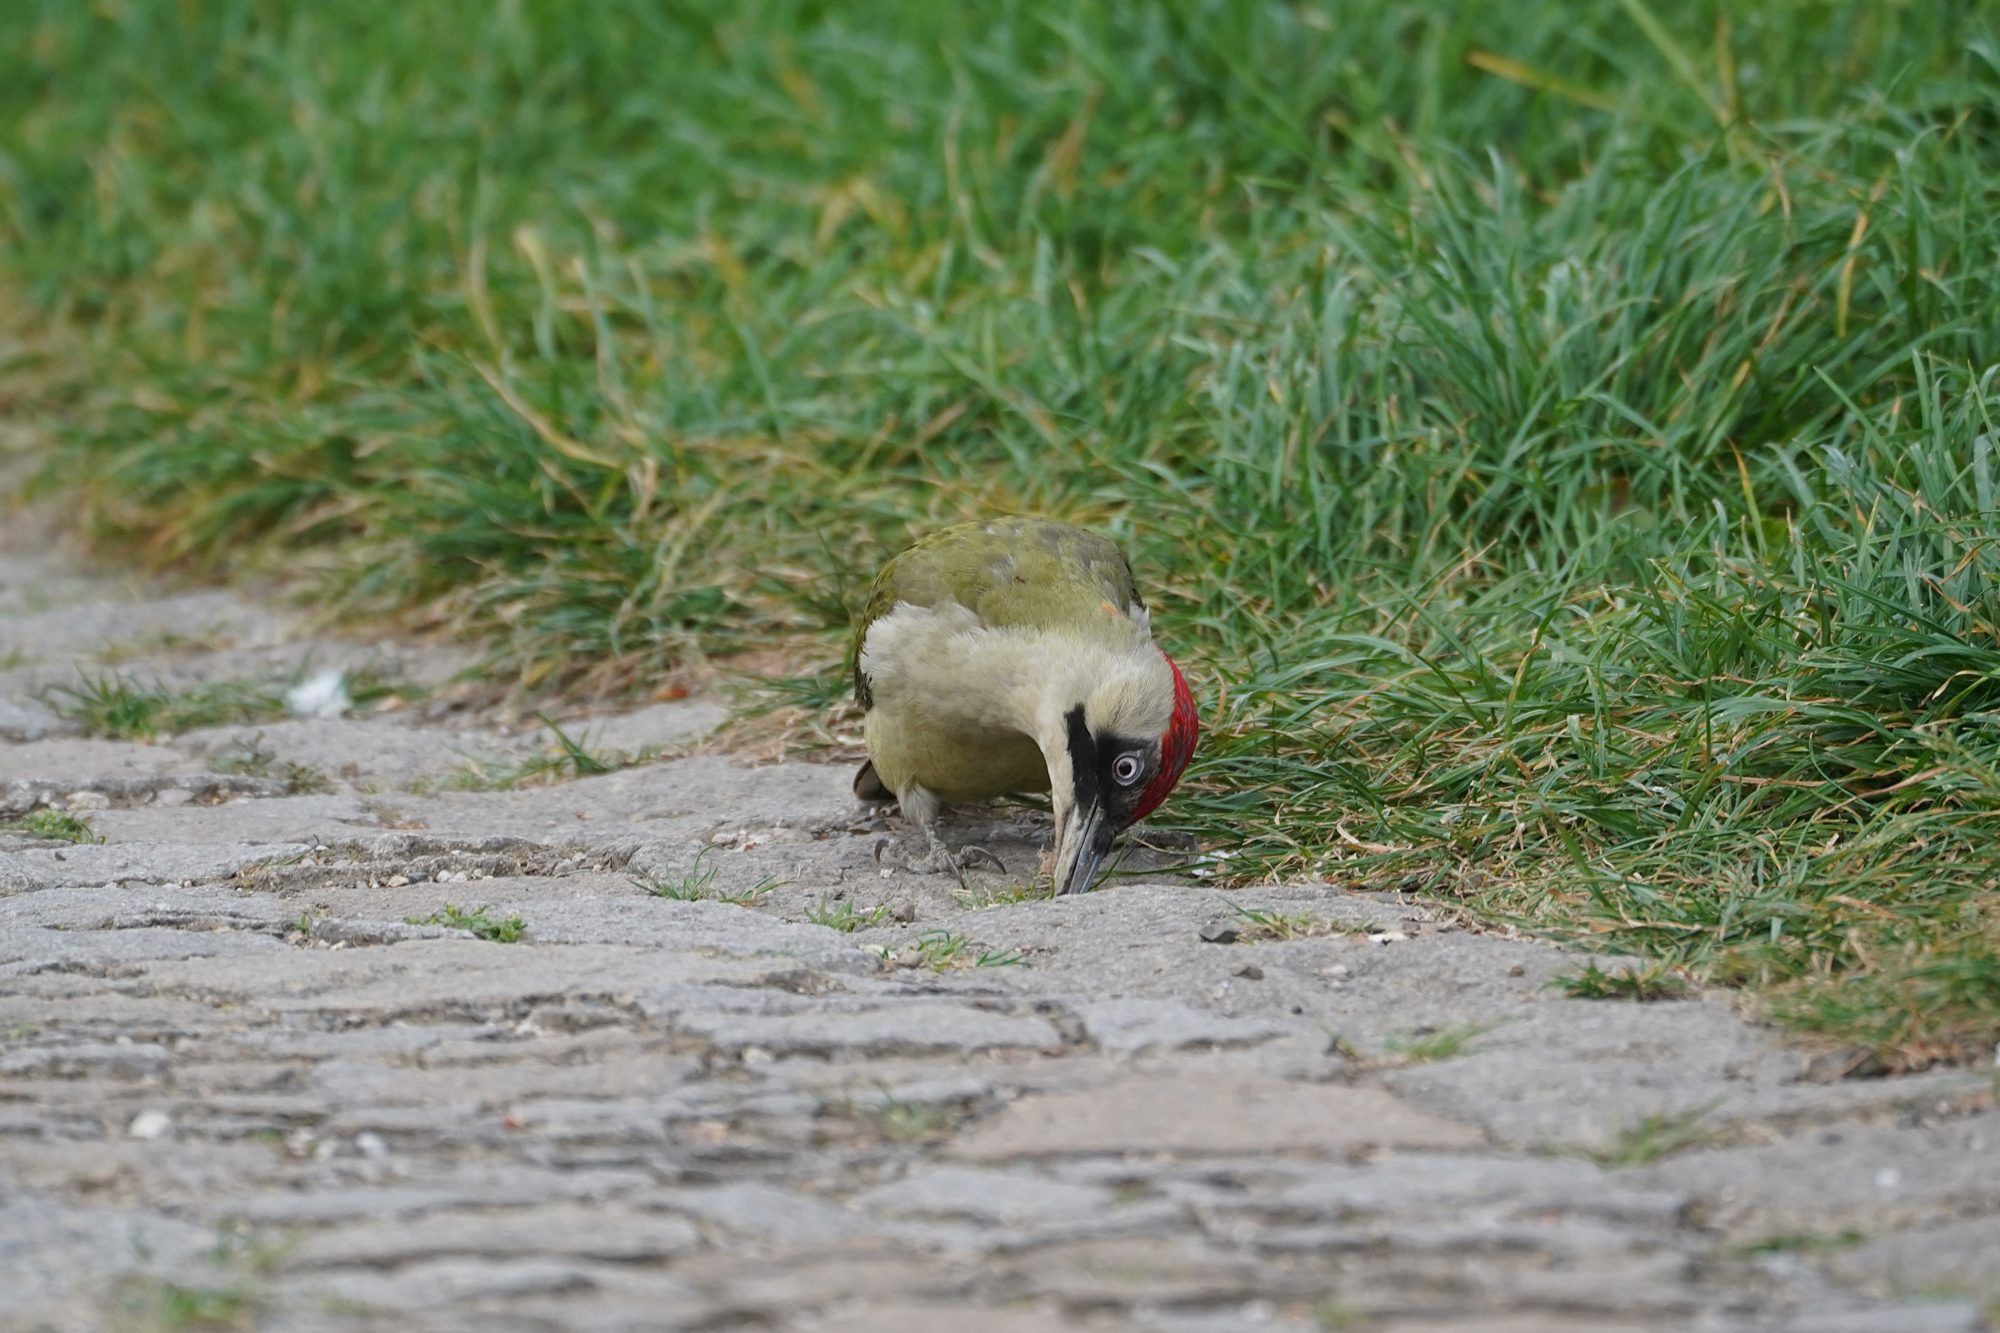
[951, 1073, 1485, 1160]
[171, 716, 531, 786]
[1629, 1110, 2000, 1234]
[851, 1164, 1117, 1226]
[228, 1166, 656, 1226]
[0, 1039, 174, 1080]
[1069, 996, 1294, 1054]
[85, 791, 381, 843]
[540, 699, 729, 755]
[674, 1002, 1063, 1058]
[283, 1203, 703, 1270]
[0, 1194, 235, 1330]
[667, 1182, 882, 1246]
[299, 1257, 614, 1313]
[0, 839, 309, 891]
[1827, 1213, 2000, 1306]
[0, 737, 198, 784]
[0, 695, 71, 742]
[0, 587, 281, 659]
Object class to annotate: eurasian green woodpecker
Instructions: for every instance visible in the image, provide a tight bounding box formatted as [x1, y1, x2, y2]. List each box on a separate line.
[851, 518, 1198, 895]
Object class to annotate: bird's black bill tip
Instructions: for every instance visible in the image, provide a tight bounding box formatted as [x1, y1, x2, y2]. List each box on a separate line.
[1053, 801, 1119, 896]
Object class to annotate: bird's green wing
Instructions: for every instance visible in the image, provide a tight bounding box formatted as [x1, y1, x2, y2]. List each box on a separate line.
[850, 518, 1142, 710]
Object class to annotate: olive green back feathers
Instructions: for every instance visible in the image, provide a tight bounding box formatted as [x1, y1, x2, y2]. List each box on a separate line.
[851, 518, 1144, 711]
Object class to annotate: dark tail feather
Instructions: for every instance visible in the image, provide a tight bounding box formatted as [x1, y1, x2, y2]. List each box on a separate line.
[853, 759, 895, 804]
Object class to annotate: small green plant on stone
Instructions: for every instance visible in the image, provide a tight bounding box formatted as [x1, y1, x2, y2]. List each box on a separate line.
[207, 736, 332, 794]
[805, 896, 892, 932]
[1385, 1022, 1498, 1064]
[912, 931, 972, 969]
[633, 849, 722, 901]
[974, 946, 1026, 967]
[856, 1093, 962, 1143]
[50, 673, 287, 740]
[6, 809, 101, 843]
[435, 716, 649, 792]
[408, 903, 526, 943]
[1588, 1102, 1723, 1167]
[1227, 902, 1359, 943]
[1555, 962, 1692, 1002]
[953, 881, 1053, 909]
[1736, 1229, 1866, 1256]
[113, 1275, 255, 1331]
[723, 874, 785, 905]
[633, 848, 781, 904]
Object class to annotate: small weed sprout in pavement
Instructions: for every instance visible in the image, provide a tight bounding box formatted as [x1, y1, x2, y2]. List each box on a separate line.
[806, 897, 893, 933]
[1557, 963, 1693, 1002]
[1588, 1103, 1725, 1167]
[51, 675, 287, 740]
[1385, 1023, 1501, 1064]
[7, 810, 101, 844]
[634, 849, 782, 904]
[408, 904, 527, 943]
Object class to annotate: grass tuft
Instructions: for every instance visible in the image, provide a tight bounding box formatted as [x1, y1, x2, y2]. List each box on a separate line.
[1385, 1022, 1500, 1064]
[1588, 1102, 1724, 1167]
[207, 736, 332, 794]
[5, 809, 101, 844]
[804, 896, 893, 933]
[1555, 963, 1692, 1002]
[49, 675, 286, 741]
[633, 849, 782, 905]
[407, 903, 526, 943]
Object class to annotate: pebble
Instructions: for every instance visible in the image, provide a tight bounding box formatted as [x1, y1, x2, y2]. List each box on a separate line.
[64, 790, 111, 811]
[127, 1110, 173, 1141]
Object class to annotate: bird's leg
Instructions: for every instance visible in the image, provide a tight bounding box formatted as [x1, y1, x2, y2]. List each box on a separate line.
[874, 786, 1005, 882]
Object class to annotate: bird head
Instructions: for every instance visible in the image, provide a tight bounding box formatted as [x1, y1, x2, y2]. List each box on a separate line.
[1043, 647, 1199, 895]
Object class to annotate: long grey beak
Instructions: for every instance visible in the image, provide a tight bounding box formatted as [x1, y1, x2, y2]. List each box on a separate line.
[1051, 798, 1117, 896]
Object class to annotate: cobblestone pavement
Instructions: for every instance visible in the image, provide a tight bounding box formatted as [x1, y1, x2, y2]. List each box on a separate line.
[2, 515, 1995, 1333]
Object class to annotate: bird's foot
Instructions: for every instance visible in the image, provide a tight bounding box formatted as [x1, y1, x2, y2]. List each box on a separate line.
[874, 837, 1007, 885]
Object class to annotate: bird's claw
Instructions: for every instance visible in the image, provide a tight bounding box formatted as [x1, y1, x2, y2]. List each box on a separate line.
[957, 845, 1007, 874]
[874, 837, 1006, 884]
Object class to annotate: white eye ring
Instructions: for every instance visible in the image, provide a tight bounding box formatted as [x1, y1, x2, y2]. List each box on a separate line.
[1112, 753, 1144, 786]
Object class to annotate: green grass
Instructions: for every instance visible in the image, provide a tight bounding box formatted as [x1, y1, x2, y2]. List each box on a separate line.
[5, 809, 101, 843]
[407, 903, 527, 943]
[954, 881, 1055, 909]
[1734, 1229, 1867, 1257]
[113, 1277, 256, 1331]
[1555, 961, 1693, 1002]
[429, 716, 649, 791]
[46, 669, 405, 741]
[4, 0, 1999, 1067]
[207, 735, 332, 794]
[1226, 901, 1365, 943]
[49, 675, 287, 740]
[1384, 1022, 1499, 1063]
[634, 848, 784, 904]
[1587, 1102, 1724, 1167]
[805, 895, 894, 932]
[892, 929, 1023, 970]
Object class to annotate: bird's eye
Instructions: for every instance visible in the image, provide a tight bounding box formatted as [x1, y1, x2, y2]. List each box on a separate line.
[1111, 753, 1145, 786]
